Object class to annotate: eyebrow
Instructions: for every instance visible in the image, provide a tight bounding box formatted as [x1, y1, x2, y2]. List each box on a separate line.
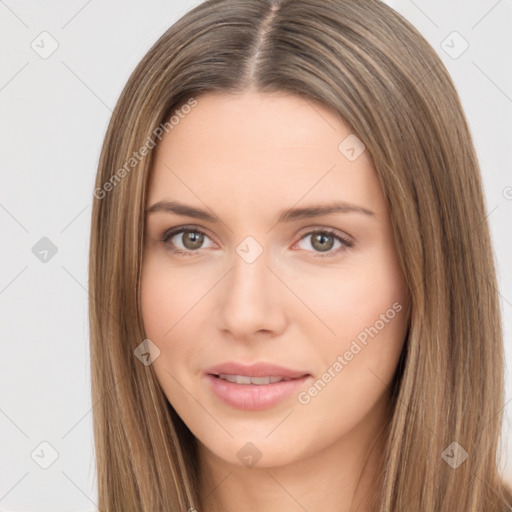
[145, 200, 375, 223]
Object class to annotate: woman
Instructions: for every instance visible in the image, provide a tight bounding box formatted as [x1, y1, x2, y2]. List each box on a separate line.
[88, 0, 512, 510]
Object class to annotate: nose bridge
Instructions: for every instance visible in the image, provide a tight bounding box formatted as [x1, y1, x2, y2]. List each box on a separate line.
[228, 238, 271, 306]
[216, 236, 285, 337]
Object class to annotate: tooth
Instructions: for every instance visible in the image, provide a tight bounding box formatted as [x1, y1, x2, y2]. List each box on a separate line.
[218, 374, 238, 383]
[250, 376, 271, 385]
[217, 374, 291, 385]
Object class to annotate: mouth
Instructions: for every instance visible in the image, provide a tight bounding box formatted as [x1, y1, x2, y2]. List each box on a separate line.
[204, 362, 312, 410]
[205, 361, 310, 380]
[212, 374, 296, 385]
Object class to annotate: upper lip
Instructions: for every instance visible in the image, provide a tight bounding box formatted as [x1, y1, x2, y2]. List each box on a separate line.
[205, 362, 310, 379]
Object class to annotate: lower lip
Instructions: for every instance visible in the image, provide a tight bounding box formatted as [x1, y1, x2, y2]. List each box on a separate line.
[205, 374, 310, 410]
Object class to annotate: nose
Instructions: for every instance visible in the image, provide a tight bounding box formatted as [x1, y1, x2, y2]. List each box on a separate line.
[216, 243, 287, 342]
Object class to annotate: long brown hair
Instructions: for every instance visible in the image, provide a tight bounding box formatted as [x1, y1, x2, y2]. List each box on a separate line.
[88, 0, 512, 510]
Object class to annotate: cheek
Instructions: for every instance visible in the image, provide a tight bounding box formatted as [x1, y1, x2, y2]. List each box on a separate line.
[299, 262, 407, 414]
[140, 256, 209, 340]
[289, 255, 406, 347]
[139, 261, 194, 417]
[140, 269, 171, 339]
[294, 250, 407, 388]
[139, 259, 192, 377]
[140, 257, 214, 391]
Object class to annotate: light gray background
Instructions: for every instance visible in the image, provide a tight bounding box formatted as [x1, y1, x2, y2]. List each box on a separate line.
[1, 1, 510, 510]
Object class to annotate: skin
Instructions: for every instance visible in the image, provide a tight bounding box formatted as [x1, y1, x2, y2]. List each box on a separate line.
[141, 90, 409, 512]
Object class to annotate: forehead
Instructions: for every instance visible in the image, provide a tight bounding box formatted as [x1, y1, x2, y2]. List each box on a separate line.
[159, 91, 358, 156]
[146, 91, 382, 219]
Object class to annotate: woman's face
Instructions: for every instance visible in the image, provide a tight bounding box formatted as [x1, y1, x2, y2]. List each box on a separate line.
[141, 91, 409, 469]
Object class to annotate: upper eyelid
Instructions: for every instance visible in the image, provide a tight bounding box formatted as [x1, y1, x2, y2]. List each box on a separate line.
[162, 225, 215, 243]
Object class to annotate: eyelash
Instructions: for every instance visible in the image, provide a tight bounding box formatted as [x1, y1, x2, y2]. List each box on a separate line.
[158, 225, 354, 258]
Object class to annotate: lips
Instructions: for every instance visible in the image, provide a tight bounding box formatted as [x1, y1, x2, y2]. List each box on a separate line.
[204, 362, 312, 410]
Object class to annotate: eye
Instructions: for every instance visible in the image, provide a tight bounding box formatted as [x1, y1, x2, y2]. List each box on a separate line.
[159, 225, 215, 257]
[294, 228, 354, 257]
[158, 226, 354, 258]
